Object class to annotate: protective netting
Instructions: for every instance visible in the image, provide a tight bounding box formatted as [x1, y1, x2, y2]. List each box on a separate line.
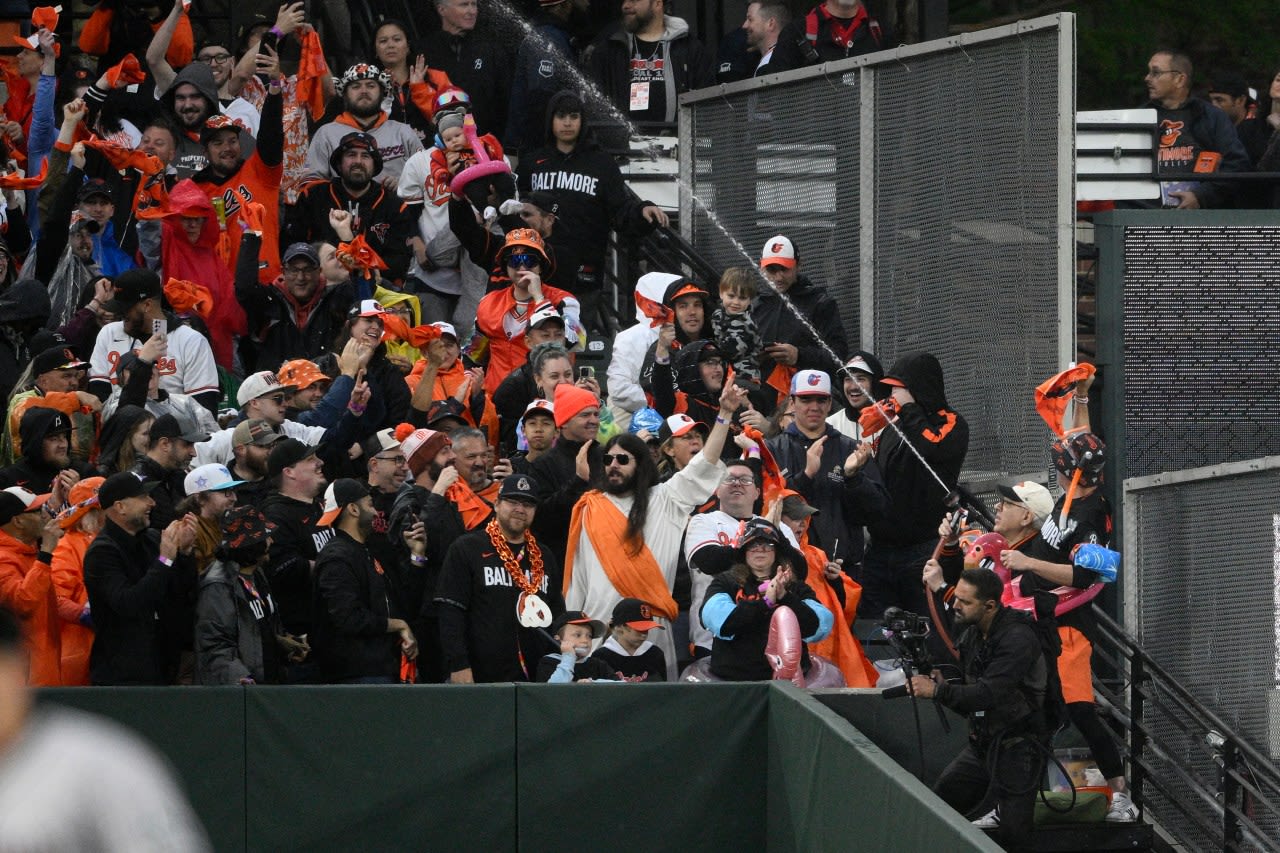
[1119, 225, 1280, 480]
[683, 24, 1068, 492]
[1127, 465, 1280, 850]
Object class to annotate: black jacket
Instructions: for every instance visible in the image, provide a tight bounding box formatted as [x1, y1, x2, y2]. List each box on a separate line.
[770, 6, 892, 74]
[435, 526, 563, 682]
[130, 456, 187, 531]
[0, 405, 93, 493]
[284, 180, 417, 281]
[866, 352, 968, 548]
[234, 232, 355, 374]
[528, 436, 602, 569]
[195, 560, 283, 685]
[518, 91, 655, 274]
[260, 493, 332, 636]
[84, 520, 196, 685]
[0, 279, 51, 402]
[752, 273, 848, 379]
[702, 570, 821, 682]
[933, 606, 1048, 746]
[767, 423, 889, 567]
[420, 29, 514, 141]
[311, 529, 400, 682]
[583, 15, 715, 128]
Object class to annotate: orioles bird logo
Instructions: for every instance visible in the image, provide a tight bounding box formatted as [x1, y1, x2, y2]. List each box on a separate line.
[1160, 120, 1184, 147]
[770, 241, 785, 254]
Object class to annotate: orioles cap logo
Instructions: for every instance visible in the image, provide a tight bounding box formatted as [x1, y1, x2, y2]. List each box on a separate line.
[807, 373, 821, 386]
[770, 242, 785, 254]
[639, 603, 652, 619]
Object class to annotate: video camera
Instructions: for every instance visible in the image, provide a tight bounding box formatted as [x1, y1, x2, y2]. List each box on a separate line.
[881, 607, 934, 679]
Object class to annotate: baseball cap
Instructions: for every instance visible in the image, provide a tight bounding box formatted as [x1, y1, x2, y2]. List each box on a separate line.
[282, 243, 320, 266]
[267, 439, 317, 478]
[184, 463, 245, 496]
[549, 610, 606, 639]
[997, 481, 1055, 525]
[76, 178, 112, 205]
[521, 398, 555, 424]
[25, 409, 72, 437]
[348, 299, 388, 319]
[430, 321, 458, 340]
[98, 472, 160, 510]
[101, 269, 162, 314]
[658, 413, 708, 443]
[842, 355, 875, 376]
[232, 418, 284, 449]
[0, 487, 50, 524]
[32, 346, 88, 376]
[780, 493, 820, 519]
[149, 413, 210, 444]
[317, 478, 370, 526]
[56, 476, 105, 530]
[790, 369, 832, 397]
[277, 360, 329, 391]
[68, 211, 100, 235]
[363, 426, 403, 457]
[527, 304, 564, 330]
[497, 473, 539, 504]
[237, 371, 296, 407]
[426, 398, 467, 429]
[761, 235, 797, 269]
[222, 506, 275, 549]
[610, 598, 664, 632]
[524, 190, 560, 216]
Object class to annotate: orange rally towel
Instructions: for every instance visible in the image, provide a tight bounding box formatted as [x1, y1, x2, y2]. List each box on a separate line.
[295, 26, 331, 122]
[1034, 363, 1096, 437]
[446, 478, 493, 530]
[337, 235, 388, 272]
[103, 53, 145, 88]
[380, 314, 442, 348]
[163, 278, 213, 320]
[799, 540, 878, 687]
[634, 290, 673, 328]
[0, 159, 46, 189]
[563, 491, 677, 620]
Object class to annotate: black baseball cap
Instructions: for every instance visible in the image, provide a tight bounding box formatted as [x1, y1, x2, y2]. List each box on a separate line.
[32, 346, 88, 376]
[282, 242, 320, 266]
[548, 610, 606, 639]
[98, 472, 160, 509]
[75, 178, 112, 205]
[524, 190, 560, 217]
[426, 398, 466, 428]
[267, 438, 317, 478]
[497, 473, 539, 504]
[101, 269, 162, 314]
[149, 413, 210, 444]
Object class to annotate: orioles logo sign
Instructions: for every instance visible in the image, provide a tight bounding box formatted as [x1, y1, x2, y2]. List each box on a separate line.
[1159, 120, 1184, 147]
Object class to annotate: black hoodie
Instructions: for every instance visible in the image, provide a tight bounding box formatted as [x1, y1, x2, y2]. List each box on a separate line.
[0, 278, 51, 402]
[866, 352, 968, 547]
[518, 91, 654, 276]
[753, 273, 848, 379]
[161, 63, 255, 179]
[0, 407, 79, 492]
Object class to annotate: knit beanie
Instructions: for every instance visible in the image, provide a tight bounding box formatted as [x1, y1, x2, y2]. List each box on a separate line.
[435, 109, 466, 135]
[401, 427, 451, 476]
[553, 383, 599, 428]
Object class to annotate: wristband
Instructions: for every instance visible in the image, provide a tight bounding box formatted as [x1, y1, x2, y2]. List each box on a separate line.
[158, 554, 174, 567]
[1074, 395, 1089, 404]
[268, 26, 284, 39]
[36, 550, 53, 564]
[410, 554, 428, 566]
[745, 448, 760, 457]
[348, 402, 367, 415]
[715, 415, 730, 425]
[757, 582, 776, 608]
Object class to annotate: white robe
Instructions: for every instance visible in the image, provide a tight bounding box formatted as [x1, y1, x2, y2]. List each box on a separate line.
[565, 452, 726, 680]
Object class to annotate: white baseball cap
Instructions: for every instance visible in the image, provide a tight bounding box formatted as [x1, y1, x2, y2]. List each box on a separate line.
[760, 235, 796, 269]
[236, 370, 296, 406]
[790, 369, 832, 397]
[184, 463, 246, 496]
[521, 398, 555, 423]
[430, 321, 458, 340]
[997, 481, 1055, 525]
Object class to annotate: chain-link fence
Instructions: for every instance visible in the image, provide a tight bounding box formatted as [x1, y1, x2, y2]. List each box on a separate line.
[1123, 458, 1280, 850]
[680, 16, 1075, 492]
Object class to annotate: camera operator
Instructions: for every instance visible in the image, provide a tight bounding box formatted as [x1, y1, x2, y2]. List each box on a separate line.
[908, 569, 1047, 843]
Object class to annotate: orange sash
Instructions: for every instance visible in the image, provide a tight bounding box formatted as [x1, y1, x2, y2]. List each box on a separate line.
[446, 478, 494, 530]
[800, 540, 878, 687]
[563, 491, 677, 620]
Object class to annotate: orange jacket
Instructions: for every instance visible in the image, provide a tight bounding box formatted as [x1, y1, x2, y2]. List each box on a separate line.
[471, 285, 574, 395]
[0, 528, 62, 686]
[50, 529, 94, 686]
[798, 539, 878, 688]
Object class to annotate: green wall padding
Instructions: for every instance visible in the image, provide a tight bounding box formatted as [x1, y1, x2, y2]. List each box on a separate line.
[514, 682, 770, 852]
[766, 685, 1001, 853]
[245, 686, 517, 852]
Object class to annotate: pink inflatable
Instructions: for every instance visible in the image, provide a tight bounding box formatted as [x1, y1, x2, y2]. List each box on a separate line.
[450, 114, 512, 196]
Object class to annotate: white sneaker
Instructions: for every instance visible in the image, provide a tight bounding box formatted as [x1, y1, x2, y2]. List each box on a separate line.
[1106, 790, 1138, 822]
[972, 808, 1000, 829]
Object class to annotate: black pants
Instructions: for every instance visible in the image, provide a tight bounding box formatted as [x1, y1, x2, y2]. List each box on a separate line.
[935, 737, 1041, 846]
[859, 538, 934, 619]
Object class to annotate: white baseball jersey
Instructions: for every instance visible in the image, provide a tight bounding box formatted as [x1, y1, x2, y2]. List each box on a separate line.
[89, 321, 219, 399]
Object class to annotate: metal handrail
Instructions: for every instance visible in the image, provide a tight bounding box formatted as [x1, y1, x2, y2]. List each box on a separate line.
[1091, 606, 1280, 851]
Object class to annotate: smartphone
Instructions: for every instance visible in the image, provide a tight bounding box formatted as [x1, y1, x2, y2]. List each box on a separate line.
[152, 318, 164, 338]
[578, 365, 595, 381]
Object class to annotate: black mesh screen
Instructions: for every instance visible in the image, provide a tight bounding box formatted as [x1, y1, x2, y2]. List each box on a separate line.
[1121, 226, 1280, 479]
[684, 25, 1068, 492]
[1129, 466, 1280, 849]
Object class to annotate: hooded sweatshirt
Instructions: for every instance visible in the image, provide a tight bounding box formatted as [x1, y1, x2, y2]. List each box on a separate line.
[827, 349, 888, 441]
[583, 15, 715, 127]
[161, 63, 221, 179]
[866, 352, 968, 547]
[0, 407, 87, 493]
[607, 271, 679, 430]
[0, 279, 52, 402]
[161, 179, 246, 370]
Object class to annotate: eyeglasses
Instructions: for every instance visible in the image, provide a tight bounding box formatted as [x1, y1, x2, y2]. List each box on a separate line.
[722, 476, 755, 486]
[283, 266, 317, 277]
[1145, 68, 1179, 78]
[602, 452, 632, 466]
[375, 455, 407, 466]
[200, 53, 233, 64]
[506, 252, 539, 270]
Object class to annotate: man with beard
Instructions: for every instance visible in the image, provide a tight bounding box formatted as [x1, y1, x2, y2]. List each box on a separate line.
[131, 414, 207, 532]
[0, 410, 86, 510]
[285, 133, 416, 281]
[304, 64, 423, 187]
[583, 0, 714, 130]
[562, 382, 744, 680]
[312, 479, 418, 683]
[84, 472, 199, 685]
[827, 351, 887, 443]
[909, 569, 1047, 844]
[193, 70, 285, 284]
[436, 473, 562, 683]
[227, 419, 284, 508]
[158, 61, 229, 180]
[87, 269, 219, 415]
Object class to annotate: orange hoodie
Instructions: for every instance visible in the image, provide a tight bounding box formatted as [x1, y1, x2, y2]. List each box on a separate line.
[50, 529, 94, 686]
[0, 528, 61, 686]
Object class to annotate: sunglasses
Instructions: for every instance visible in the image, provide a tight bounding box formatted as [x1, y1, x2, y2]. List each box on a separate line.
[602, 452, 632, 466]
[264, 394, 286, 404]
[506, 252, 539, 270]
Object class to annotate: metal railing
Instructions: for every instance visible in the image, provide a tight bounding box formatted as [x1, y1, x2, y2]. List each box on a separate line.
[1092, 607, 1280, 852]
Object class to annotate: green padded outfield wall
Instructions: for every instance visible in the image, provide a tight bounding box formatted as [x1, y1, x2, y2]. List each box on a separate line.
[38, 684, 997, 852]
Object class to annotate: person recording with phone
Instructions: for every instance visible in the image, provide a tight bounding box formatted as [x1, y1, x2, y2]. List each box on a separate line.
[906, 568, 1048, 843]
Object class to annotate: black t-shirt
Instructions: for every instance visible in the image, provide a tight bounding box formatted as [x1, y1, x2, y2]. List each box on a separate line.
[260, 493, 333, 635]
[535, 653, 619, 682]
[1021, 490, 1112, 633]
[627, 38, 667, 125]
[434, 527, 563, 682]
